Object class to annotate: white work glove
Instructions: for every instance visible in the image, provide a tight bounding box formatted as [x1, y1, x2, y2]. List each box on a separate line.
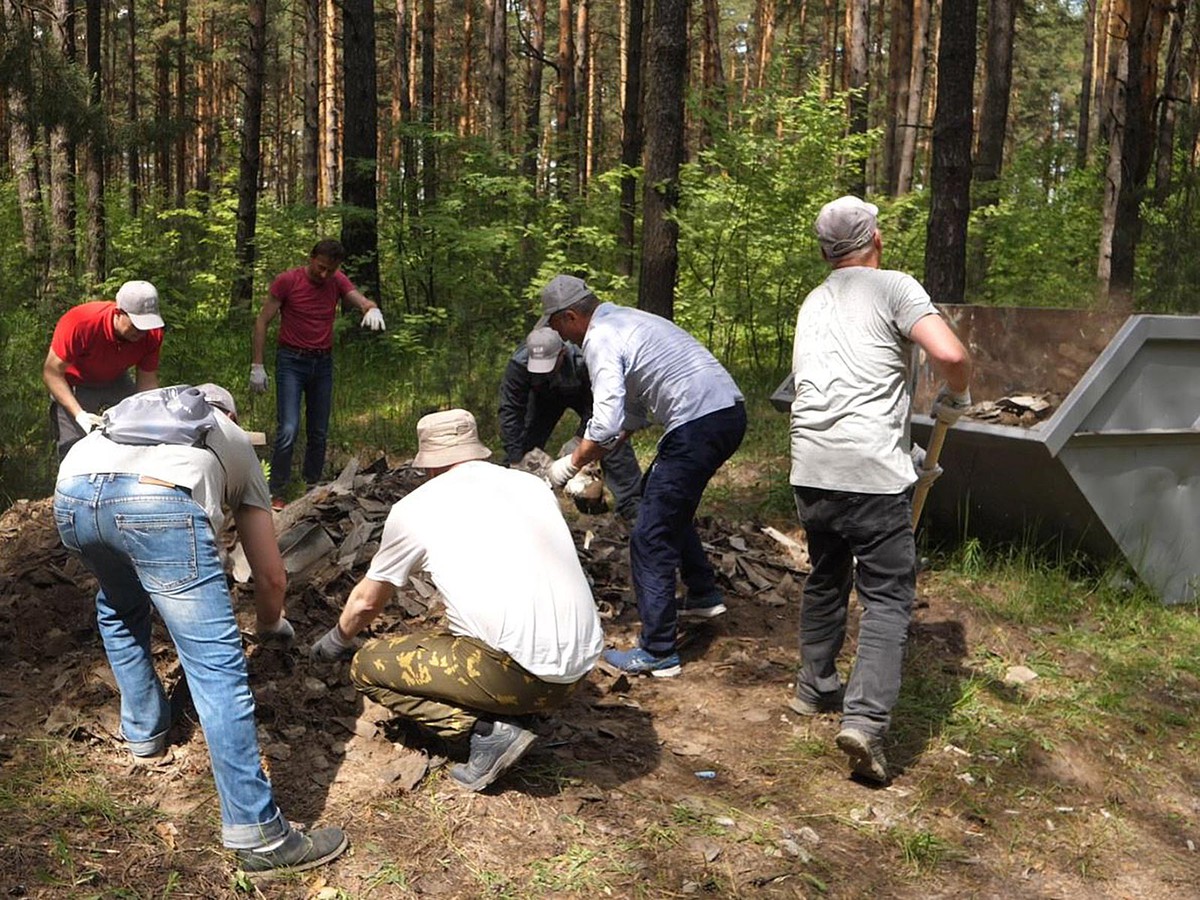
[256, 616, 295, 648]
[309, 625, 356, 662]
[931, 386, 971, 425]
[546, 455, 580, 490]
[910, 445, 943, 490]
[361, 308, 386, 331]
[74, 410, 103, 434]
[249, 363, 269, 394]
[564, 471, 590, 498]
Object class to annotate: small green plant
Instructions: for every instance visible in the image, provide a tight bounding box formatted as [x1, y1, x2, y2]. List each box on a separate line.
[892, 826, 951, 873]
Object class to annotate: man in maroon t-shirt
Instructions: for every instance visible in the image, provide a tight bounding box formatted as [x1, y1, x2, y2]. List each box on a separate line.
[43, 280, 166, 459]
[250, 239, 385, 507]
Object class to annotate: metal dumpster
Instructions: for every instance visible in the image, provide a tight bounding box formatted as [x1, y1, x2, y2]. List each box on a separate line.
[773, 306, 1200, 605]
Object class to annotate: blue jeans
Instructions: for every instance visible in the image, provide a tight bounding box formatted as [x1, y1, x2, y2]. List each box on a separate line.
[631, 402, 746, 654]
[792, 487, 916, 738]
[270, 346, 333, 495]
[53, 475, 287, 850]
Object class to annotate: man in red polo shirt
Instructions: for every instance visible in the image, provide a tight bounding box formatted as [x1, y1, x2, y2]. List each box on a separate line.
[43, 280, 165, 459]
[250, 239, 385, 508]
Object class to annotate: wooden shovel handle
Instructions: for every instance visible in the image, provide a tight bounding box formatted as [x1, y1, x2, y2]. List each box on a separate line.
[911, 418, 949, 529]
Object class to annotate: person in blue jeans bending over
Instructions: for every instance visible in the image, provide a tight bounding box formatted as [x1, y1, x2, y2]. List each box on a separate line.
[250, 239, 386, 510]
[53, 383, 347, 875]
[789, 196, 972, 784]
[541, 275, 746, 678]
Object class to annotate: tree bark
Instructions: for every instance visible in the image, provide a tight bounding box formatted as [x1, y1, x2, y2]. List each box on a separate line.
[321, 0, 339, 205]
[175, 0, 188, 205]
[521, 0, 547, 183]
[231, 0, 267, 313]
[50, 0, 78, 285]
[1078, 0, 1096, 169]
[458, 0, 474, 136]
[617, 0, 644, 277]
[341, 0, 380, 299]
[924, 0, 977, 303]
[846, 0, 868, 195]
[302, 0, 320, 206]
[896, 0, 931, 193]
[698, 0, 726, 149]
[155, 0, 171, 197]
[420, 0, 436, 204]
[638, 0, 687, 319]
[85, 0, 105, 278]
[884, 0, 913, 194]
[555, 0, 577, 198]
[485, 0, 507, 141]
[973, 0, 1017, 197]
[1153, 0, 1187, 204]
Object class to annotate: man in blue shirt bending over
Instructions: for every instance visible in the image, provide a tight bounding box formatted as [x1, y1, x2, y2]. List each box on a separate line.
[541, 274, 746, 677]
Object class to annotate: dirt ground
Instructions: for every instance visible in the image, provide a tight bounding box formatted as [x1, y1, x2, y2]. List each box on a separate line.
[0, 490, 1197, 899]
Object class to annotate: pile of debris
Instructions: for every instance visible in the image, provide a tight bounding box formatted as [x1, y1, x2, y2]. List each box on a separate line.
[963, 392, 1060, 428]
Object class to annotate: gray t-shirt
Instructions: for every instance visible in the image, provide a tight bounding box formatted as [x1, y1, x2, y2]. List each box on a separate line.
[789, 266, 938, 494]
[57, 412, 271, 534]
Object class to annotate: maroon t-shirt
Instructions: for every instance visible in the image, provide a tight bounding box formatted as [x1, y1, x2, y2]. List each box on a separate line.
[270, 266, 356, 351]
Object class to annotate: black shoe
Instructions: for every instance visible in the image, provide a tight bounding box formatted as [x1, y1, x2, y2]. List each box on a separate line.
[449, 719, 537, 792]
[836, 728, 889, 784]
[236, 826, 349, 875]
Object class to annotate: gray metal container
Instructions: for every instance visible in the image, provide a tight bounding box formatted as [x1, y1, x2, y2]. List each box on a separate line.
[776, 306, 1200, 604]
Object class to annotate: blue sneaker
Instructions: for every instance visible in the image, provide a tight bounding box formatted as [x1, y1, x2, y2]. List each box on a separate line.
[603, 646, 682, 678]
[678, 588, 727, 620]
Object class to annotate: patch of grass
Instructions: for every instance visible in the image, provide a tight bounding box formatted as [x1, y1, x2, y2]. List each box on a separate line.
[890, 826, 952, 873]
[529, 845, 616, 893]
[365, 861, 413, 893]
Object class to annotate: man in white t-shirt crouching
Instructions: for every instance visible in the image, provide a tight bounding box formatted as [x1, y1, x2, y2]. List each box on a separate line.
[310, 408, 603, 791]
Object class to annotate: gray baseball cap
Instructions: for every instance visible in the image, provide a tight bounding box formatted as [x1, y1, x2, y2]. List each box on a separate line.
[814, 196, 879, 260]
[540, 275, 594, 318]
[525, 327, 565, 374]
[115, 280, 165, 330]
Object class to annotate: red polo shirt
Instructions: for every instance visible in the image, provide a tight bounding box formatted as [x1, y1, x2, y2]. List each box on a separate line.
[270, 266, 356, 352]
[50, 301, 163, 386]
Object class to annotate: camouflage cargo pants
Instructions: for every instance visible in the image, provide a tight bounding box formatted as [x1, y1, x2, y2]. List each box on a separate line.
[349, 632, 582, 738]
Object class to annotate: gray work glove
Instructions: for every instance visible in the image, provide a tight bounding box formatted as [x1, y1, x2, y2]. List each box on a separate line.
[75, 410, 103, 434]
[256, 616, 295, 649]
[309, 625, 356, 662]
[546, 455, 580, 490]
[249, 363, 269, 394]
[910, 445, 943, 490]
[931, 386, 971, 425]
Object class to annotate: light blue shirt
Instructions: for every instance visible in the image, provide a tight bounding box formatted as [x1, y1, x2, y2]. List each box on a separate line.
[582, 303, 743, 444]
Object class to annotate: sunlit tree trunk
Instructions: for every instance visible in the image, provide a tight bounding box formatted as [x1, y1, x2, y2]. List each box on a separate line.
[1153, 0, 1187, 204]
[302, 0, 319, 206]
[821, 0, 839, 99]
[575, 0, 590, 190]
[154, 0, 171, 198]
[884, 0, 913, 194]
[342, 0, 380, 298]
[231, 0, 267, 313]
[555, 0, 577, 198]
[175, 0, 188, 205]
[458, 0, 474, 136]
[617, 0, 644, 277]
[897, 0, 930, 193]
[321, 0, 339, 205]
[846, 0, 868, 195]
[1078, 0, 1096, 168]
[698, 0, 726, 149]
[924, 0, 977, 303]
[639, 0, 686, 319]
[974, 0, 1016, 196]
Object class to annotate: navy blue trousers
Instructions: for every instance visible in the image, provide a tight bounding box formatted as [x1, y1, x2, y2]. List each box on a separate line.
[631, 402, 746, 654]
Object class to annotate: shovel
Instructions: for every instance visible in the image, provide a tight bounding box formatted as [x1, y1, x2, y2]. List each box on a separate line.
[911, 418, 949, 529]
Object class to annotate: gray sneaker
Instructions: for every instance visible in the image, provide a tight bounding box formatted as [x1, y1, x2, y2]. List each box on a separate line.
[787, 686, 844, 716]
[236, 826, 349, 875]
[836, 728, 889, 784]
[450, 719, 537, 792]
[678, 588, 727, 620]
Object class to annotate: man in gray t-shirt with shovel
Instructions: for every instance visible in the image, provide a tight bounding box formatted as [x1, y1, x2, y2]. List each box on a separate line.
[789, 196, 972, 784]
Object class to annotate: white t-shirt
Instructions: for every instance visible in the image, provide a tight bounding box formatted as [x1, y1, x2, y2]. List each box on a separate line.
[582, 302, 743, 444]
[57, 412, 271, 534]
[365, 461, 603, 683]
[789, 266, 939, 494]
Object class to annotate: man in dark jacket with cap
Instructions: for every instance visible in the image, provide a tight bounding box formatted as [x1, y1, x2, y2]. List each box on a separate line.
[499, 326, 642, 520]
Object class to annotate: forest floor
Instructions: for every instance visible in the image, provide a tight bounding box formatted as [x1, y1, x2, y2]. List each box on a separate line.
[1, 461, 1199, 900]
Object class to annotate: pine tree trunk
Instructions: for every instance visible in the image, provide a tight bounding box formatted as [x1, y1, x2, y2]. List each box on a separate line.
[175, 0, 188, 205]
[231, 0, 267, 313]
[155, 0, 171, 197]
[575, 0, 589, 191]
[699, 0, 726, 149]
[420, 0, 436, 204]
[1153, 0, 1187, 205]
[617, 0, 644, 277]
[1078, 0, 1096, 168]
[341, 0, 380, 299]
[303, 0, 319, 206]
[638, 0, 687, 319]
[522, 0, 546, 184]
[555, 0, 576, 198]
[486, 0, 507, 141]
[321, 0, 339, 205]
[50, 0, 78, 286]
[896, 0, 930, 193]
[884, 0, 913, 194]
[846, 0, 868, 195]
[973, 0, 1016, 196]
[458, 0, 473, 136]
[924, 0, 977, 303]
[85, 0, 105, 278]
